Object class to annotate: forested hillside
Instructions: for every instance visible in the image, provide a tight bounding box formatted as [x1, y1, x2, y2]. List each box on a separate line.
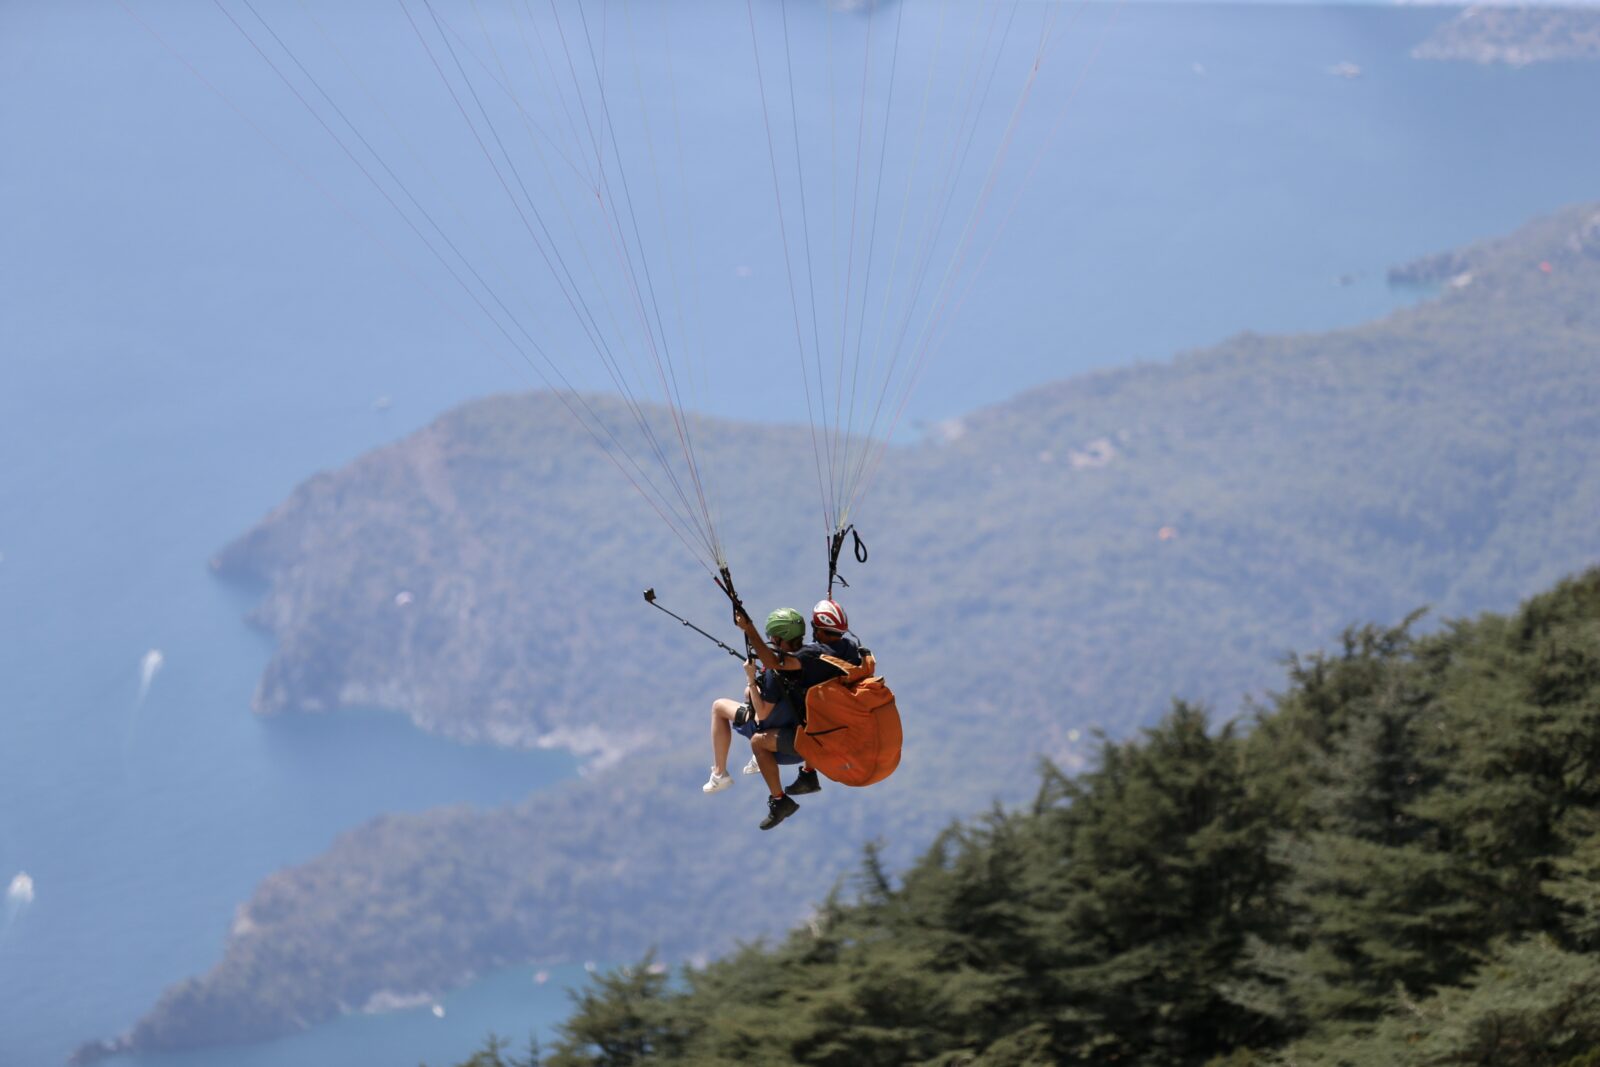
[109, 204, 1600, 1054]
[458, 568, 1600, 1067]
[215, 203, 1600, 764]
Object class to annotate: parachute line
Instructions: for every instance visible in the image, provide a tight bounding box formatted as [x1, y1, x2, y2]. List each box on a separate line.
[121, 0, 1107, 582]
[747, 0, 834, 544]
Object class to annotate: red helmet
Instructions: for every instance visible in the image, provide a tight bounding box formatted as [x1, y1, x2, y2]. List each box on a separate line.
[812, 599, 848, 633]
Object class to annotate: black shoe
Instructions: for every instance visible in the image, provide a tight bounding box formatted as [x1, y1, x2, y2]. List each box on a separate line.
[760, 793, 799, 830]
[786, 768, 821, 796]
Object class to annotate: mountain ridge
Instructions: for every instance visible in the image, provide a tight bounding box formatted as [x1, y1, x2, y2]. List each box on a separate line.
[100, 201, 1600, 1056]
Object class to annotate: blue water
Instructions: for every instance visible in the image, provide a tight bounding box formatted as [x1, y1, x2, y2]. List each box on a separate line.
[109, 964, 599, 1067]
[5, 1, 1600, 1065]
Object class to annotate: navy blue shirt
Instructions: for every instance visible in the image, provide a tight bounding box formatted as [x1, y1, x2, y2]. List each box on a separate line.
[777, 634, 863, 719]
[756, 667, 786, 706]
[741, 668, 802, 765]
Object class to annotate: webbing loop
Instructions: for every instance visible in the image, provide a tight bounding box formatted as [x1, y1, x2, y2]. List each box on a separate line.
[827, 525, 869, 598]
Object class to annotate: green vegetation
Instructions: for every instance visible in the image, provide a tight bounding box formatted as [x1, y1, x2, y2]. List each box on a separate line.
[116, 204, 1600, 1053]
[452, 569, 1600, 1066]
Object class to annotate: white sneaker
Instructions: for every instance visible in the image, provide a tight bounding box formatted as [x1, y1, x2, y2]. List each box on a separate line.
[742, 754, 761, 775]
[702, 768, 734, 794]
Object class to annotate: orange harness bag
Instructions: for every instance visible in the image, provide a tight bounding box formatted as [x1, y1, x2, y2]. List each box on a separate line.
[793, 652, 902, 787]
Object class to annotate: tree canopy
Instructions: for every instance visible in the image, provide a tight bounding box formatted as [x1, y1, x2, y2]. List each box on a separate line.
[452, 568, 1600, 1066]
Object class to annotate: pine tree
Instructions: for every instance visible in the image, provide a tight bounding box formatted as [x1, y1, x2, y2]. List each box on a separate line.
[1243, 571, 1600, 1044]
[1277, 937, 1600, 1067]
[447, 569, 1600, 1067]
[545, 955, 686, 1067]
[1020, 703, 1281, 1062]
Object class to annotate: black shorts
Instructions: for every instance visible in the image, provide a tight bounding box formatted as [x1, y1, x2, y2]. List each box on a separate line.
[735, 697, 795, 737]
[736, 699, 802, 765]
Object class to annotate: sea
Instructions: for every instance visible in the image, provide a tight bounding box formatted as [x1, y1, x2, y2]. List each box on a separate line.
[4, 1, 1600, 1064]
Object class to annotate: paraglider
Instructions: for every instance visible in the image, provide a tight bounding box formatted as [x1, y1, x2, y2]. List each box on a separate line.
[667, 581, 899, 828]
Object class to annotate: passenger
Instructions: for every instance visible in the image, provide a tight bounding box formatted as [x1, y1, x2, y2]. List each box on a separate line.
[702, 609, 807, 798]
[734, 599, 864, 830]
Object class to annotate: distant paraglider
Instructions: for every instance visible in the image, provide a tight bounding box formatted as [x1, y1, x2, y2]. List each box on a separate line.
[137, 649, 164, 704]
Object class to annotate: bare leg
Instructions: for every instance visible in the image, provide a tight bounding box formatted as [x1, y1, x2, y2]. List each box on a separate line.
[751, 733, 784, 798]
[749, 686, 775, 725]
[710, 697, 741, 776]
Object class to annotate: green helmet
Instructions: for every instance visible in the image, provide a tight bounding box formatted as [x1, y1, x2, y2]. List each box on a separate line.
[765, 607, 806, 642]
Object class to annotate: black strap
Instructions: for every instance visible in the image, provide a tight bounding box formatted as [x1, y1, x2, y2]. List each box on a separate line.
[713, 565, 753, 658]
[827, 525, 868, 598]
[714, 565, 745, 621]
